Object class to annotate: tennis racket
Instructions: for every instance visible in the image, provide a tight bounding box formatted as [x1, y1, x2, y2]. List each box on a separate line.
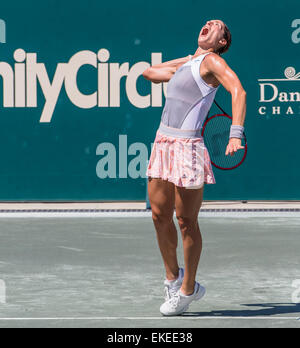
[201, 100, 247, 170]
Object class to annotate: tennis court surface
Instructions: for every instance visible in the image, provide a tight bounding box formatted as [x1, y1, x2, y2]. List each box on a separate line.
[0, 204, 299, 328]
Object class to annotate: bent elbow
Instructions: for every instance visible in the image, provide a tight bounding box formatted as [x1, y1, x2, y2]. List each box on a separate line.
[238, 86, 247, 97]
[232, 87, 247, 99]
[142, 68, 152, 80]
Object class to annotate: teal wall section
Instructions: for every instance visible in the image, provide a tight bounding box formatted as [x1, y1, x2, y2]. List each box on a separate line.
[0, 0, 299, 201]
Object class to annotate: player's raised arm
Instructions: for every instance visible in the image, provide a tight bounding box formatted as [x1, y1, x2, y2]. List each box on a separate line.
[204, 53, 247, 156]
[204, 53, 246, 127]
[142, 55, 191, 83]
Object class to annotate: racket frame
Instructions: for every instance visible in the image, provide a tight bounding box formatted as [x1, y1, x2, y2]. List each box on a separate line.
[201, 112, 248, 170]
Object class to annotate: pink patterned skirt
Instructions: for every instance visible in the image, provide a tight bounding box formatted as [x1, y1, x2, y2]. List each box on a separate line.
[146, 128, 216, 188]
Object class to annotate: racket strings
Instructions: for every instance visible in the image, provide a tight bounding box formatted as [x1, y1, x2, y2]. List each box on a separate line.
[203, 114, 247, 170]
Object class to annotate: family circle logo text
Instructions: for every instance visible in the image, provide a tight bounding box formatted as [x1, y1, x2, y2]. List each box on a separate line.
[0, 48, 167, 123]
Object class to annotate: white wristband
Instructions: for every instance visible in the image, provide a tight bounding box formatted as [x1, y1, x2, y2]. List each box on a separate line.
[230, 125, 244, 139]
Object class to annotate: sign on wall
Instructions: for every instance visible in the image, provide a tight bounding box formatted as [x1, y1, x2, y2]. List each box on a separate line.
[0, 1, 299, 201]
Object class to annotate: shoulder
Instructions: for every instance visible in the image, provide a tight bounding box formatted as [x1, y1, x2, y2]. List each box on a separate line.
[202, 53, 227, 69]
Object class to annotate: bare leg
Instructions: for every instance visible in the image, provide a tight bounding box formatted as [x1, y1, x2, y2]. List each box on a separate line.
[175, 185, 204, 295]
[148, 178, 179, 280]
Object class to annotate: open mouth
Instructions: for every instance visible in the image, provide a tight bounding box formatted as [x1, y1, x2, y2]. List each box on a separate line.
[201, 27, 209, 36]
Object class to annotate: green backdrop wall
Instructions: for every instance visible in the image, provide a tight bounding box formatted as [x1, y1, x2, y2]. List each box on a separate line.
[0, 0, 299, 201]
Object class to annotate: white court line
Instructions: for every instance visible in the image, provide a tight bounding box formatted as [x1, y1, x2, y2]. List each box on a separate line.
[0, 316, 299, 321]
[0, 212, 300, 218]
[57, 246, 83, 252]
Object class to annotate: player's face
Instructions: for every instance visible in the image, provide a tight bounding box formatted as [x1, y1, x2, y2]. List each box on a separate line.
[198, 20, 226, 51]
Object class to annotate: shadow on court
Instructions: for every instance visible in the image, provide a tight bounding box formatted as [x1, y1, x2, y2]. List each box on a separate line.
[185, 303, 300, 317]
[0, 216, 299, 328]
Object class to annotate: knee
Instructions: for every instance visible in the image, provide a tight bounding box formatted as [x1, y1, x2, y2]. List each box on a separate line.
[152, 207, 173, 225]
[176, 215, 197, 235]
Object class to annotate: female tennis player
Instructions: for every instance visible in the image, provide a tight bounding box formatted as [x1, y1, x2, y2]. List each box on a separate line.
[143, 19, 247, 316]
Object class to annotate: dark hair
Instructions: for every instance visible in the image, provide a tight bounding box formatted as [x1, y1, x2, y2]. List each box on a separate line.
[217, 24, 232, 55]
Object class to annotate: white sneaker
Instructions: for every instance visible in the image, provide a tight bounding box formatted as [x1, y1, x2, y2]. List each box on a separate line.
[164, 268, 185, 301]
[160, 282, 206, 316]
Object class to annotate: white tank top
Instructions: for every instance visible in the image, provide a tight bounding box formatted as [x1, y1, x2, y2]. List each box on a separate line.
[181, 54, 219, 130]
[160, 53, 219, 135]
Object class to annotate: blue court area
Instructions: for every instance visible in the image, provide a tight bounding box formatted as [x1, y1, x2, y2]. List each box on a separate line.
[0, 214, 299, 328]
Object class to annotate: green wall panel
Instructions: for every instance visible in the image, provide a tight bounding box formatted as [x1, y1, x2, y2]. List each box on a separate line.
[0, 0, 299, 200]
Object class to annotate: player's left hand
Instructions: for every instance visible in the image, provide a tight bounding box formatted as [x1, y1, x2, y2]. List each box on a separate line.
[225, 138, 245, 156]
